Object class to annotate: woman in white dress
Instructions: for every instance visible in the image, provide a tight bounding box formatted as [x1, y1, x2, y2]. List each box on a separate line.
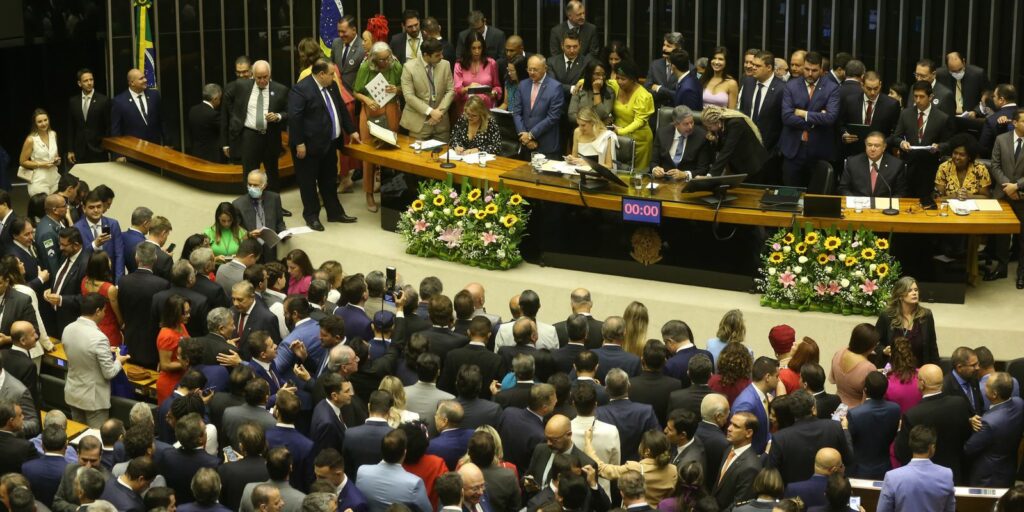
[567, 107, 617, 169]
[19, 109, 61, 196]
[379, 375, 421, 427]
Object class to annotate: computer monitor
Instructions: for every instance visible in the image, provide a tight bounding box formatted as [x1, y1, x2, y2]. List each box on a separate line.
[579, 155, 629, 188]
[681, 173, 748, 205]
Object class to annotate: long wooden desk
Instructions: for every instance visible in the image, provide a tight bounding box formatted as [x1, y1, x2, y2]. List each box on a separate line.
[850, 478, 1004, 512]
[43, 342, 159, 402]
[343, 134, 1019, 235]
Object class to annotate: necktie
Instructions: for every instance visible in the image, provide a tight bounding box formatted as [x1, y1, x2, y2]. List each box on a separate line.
[83, 96, 90, 121]
[92, 224, 100, 240]
[322, 88, 339, 140]
[237, 312, 247, 337]
[531, 81, 540, 109]
[673, 135, 686, 164]
[52, 258, 71, 294]
[870, 162, 879, 193]
[666, 62, 672, 80]
[341, 42, 351, 66]
[1015, 138, 1022, 161]
[955, 80, 964, 114]
[802, 82, 816, 141]
[256, 88, 266, 131]
[542, 453, 555, 484]
[719, 449, 737, 483]
[253, 200, 266, 228]
[963, 382, 975, 409]
[137, 94, 148, 118]
[410, 38, 420, 59]
[567, 59, 574, 75]
[29, 245, 36, 258]
[865, 99, 874, 125]
[269, 365, 280, 388]
[917, 111, 925, 141]
[427, 64, 436, 103]
[752, 83, 763, 121]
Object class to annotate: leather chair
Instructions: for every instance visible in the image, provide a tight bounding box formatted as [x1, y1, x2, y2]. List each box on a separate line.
[491, 111, 522, 157]
[110, 395, 158, 426]
[614, 135, 636, 172]
[807, 160, 835, 195]
[41, 374, 70, 416]
[656, 106, 703, 132]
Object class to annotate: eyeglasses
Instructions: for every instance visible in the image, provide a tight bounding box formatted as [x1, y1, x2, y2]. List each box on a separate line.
[465, 483, 486, 493]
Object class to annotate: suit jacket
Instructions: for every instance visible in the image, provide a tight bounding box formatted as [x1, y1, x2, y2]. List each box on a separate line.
[0, 430, 38, 476]
[193, 273, 230, 311]
[456, 25, 507, 61]
[978, 104, 1018, 157]
[481, 464, 521, 512]
[846, 398, 901, 479]
[236, 300, 281, 355]
[667, 384, 711, 420]
[0, 288, 37, 335]
[338, 478, 370, 512]
[730, 384, 770, 455]
[399, 57, 456, 135]
[839, 153, 907, 197]
[963, 396, 1024, 487]
[783, 474, 827, 509]
[332, 37, 367, 91]
[311, 399, 348, 456]
[712, 446, 761, 511]
[4, 348, 39, 409]
[527, 442, 597, 486]
[158, 446, 221, 504]
[356, 462, 433, 512]
[936, 64, 988, 110]
[739, 75, 786, 152]
[118, 268, 169, 369]
[629, 371, 682, 426]
[839, 92, 900, 158]
[549, 21, 601, 58]
[664, 346, 714, 388]
[62, 316, 121, 412]
[707, 117, 770, 177]
[894, 393, 974, 484]
[188, 102, 223, 162]
[512, 75, 565, 155]
[404, 381, 455, 421]
[672, 436, 706, 474]
[34, 215, 65, 274]
[572, 378, 610, 406]
[49, 247, 91, 337]
[427, 427, 475, 471]
[152, 286, 209, 340]
[877, 458, 955, 512]
[494, 382, 533, 409]
[596, 399, 660, 462]
[232, 193, 287, 261]
[343, 419, 392, 480]
[552, 343, 587, 375]
[497, 344, 557, 383]
[941, 372, 984, 415]
[887, 105, 954, 149]
[265, 424, 315, 491]
[421, 326, 469, 360]
[21, 453, 66, 508]
[389, 33, 425, 63]
[150, 241, 174, 280]
[991, 130, 1024, 199]
[120, 229, 146, 273]
[673, 71, 703, 112]
[239, 479, 308, 512]
[695, 421, 729, 490]
[766, 417, 851, 484]
[111, 88, 163, 143]
[548, 54, 592, 101]
[649, 124, 712, 173]
[458, 397, 503, 430]
[100, 477, 144, 512]
[813, 391, 842, 420]
[393, 314, 431, 345]
[498, 406, 546, 473]
[553, 315, 604, 350]
[645, 58, 681, 107]
[221, 79, 289, 151]
[591, 345, 640, 381]
[222, 403, 276, 448]
[780, 77, 840, 160]
[67, 91, 111, 160]
[74, 215, 124, 282]
[287, 75, 356, 158]
[441, 343, 502, 396]
[929, 81, 957, 117]
[216, 456, 270, 510]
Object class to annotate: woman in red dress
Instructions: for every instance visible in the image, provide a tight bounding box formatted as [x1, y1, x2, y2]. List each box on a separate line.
[81, 251, 123, 346]
[156, 294, 190, 404]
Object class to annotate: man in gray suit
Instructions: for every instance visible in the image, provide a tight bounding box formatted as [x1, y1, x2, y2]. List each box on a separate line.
[331, 15, 364, 93]
[62, 293, 131, 428]
[222, 378, 276, 448]
[233, 170, 287, 262]
[403, 352, 455, 421]
[990, 110, 1024, 288]
[0, 358, 40, 438]
[216, 238, 262, 295]
[239, 446, 307, 512]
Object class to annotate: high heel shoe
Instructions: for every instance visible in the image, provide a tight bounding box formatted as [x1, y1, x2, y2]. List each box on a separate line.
[366, 193, 379, 213]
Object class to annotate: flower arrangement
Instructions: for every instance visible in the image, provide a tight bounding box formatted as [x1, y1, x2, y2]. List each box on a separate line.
[396, 174, 531, 270]
[756, 225, 901, 315]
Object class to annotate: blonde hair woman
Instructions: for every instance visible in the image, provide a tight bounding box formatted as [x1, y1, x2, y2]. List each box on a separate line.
[622, 301, 649, 357]
[875, 276, 938, 366]
[706, 309, 751, 370]
[567, 107, 617, 169]
[19, 109, 60, 196]
[449, 96, 501, 156]
[378, 376, 420, 427]
[457, 425, 520, 479]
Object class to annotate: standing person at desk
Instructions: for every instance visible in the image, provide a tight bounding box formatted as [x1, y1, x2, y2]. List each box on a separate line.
[354, 42, 403, 213]
[650, 105, 711, 180]
[838, 131, 907, 197]
[566, 107, 616, 169]
[988, 110, 1024, 287]
[449, 96, 501, 156]
[874, 276, 939, 367]
[886, 80, 954, 200]
[513, 55, 565, 159]
[699, 105, 768, 177]
[453, 31, 502, 118]
[399, 38, 455, 144]
[608, 60, 655, 169]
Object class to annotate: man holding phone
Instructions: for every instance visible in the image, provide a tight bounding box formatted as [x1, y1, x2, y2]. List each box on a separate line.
[74, 189, 124, 282]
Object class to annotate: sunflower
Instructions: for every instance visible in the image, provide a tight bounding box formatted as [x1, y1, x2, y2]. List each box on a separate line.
[769, 252, 784, 264]
[508, 194, 523, 206]
[474, 210, 488, 220]
[501, 214, 519, 228]
[432, 195, 445, 206]
[795, 243, 807, 255]
[804, 232, 820, 245]
[485, 203, 499, 214]
[467, 189, 482, 202]
[824, 236, 842, 250]
[817, 253, 829, 265]
[411, 199, 425, 211]
[845, 256, 858, 267]
[860, 248, 876, 260]
[876, 263, 890, 277]
[782, 233, 795, 245]
[453, 206, 468, 217]
[875, 238, 890, 250]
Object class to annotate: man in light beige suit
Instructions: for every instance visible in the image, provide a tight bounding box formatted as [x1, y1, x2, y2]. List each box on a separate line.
[62, 293, 131, 427]
[400, 38, 455, 142]
[990, 109, 1024, 288]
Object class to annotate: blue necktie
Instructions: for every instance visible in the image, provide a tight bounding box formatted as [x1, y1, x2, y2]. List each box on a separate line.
[322, 88, 339, 140]
[963, 382, 975, 409]
[673, 135, 686, 165]
[752, 83, 764, 121]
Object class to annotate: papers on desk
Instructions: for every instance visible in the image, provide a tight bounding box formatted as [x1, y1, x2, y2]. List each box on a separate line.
[539, 160, 587, 175]
[845, 196, 899, 210]
[411, 139, 446, 151]
[258, 226, 314, 248]
[875, 198, 899, 210]
[948, 199, 1002, 212]
[459, 152, 496, 165]
[365, 72, 396, 106]
[908, 145, 935, 151]
[368, 122, 399, 147]
[490, 107, 511, 114]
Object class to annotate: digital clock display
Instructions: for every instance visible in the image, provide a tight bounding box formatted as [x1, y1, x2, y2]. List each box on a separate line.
[622, 197, 662, 225]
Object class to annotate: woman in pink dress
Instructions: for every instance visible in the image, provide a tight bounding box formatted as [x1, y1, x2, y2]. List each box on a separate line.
[453, 31, 502, 119]
[830, 323, 879, 407]
[81, 251, 123, 347]
[884, 336, 922, 413]
[285, 249, 314, 296]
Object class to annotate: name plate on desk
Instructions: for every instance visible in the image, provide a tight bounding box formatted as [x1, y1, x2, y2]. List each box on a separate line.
[622, 197, 662, 225]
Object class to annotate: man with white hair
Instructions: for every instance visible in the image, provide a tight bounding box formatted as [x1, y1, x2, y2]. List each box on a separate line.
[222, 59, 291, 208]
[233, 169, 287, 262]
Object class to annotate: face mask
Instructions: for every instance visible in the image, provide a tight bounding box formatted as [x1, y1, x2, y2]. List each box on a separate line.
[951, 70, 965, 80]
[248, 186, 263, 199]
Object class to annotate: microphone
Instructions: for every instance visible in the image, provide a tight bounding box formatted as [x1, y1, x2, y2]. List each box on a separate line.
[872, 160, 899, 216]
[439, 143, 455, 169]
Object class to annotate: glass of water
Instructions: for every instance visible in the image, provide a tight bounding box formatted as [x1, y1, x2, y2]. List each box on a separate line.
[413, 141, 423, 154]
[940, 201, 949, 217]
[631, 173, 644, 193]
[478, 152, 488, 168]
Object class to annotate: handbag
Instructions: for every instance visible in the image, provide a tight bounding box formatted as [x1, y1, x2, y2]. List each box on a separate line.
[16, 166, 33, 182]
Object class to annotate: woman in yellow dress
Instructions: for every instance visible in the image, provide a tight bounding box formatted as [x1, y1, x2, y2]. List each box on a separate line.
[607, 59, 654, 169]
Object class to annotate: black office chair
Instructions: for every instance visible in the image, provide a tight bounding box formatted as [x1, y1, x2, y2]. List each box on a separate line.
[938, 357, 953, 377]
[656, 106, 703, 132]
[1005, 358, 1024, 386]
[41, 374, 70, 415]
[491, 111, 522, 158]
[614, 136, 636, 172]
[807, 160, 835, 195]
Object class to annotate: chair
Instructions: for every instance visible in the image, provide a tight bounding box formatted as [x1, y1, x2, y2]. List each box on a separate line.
[807, 160, 835, 195]
[656, 106, 674, 132]
[110, 396, 157, 426]
[491, 110, 522, 158]
[938, 357, 953, 377]
[41, 374, 70, 416]
[1006, 358, 1024, 387]
[614, 136, 636, 172]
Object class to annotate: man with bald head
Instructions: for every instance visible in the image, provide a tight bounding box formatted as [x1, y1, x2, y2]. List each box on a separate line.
[512, 55, 565, 158]
[591, 317, 641, 380]
[4, 321, 40, 408]
[497, 35, 528, 88]
[458, 463, 491, 512]
[111, 68, 163, 143]
[222, 59, 291, 200]
[427, 400, 474, 470]
[35, 194, 70, 275]
[527, 414, 596, 487]
[695, 393, 730, 490]
[784, 447, 843, 508]
[789, 50, 807, 80]
[964, 371, 1024, 487]
[464, 282, 501, 327]
[894, 363, 975, 484]
[553, 288, 603, 349]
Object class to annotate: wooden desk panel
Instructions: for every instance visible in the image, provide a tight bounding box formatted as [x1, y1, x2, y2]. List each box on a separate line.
[41, 410, 89, 440]
[44, 342, 159, 402]
[343, 135, 1019, 235]
[101, 136, 294, 184]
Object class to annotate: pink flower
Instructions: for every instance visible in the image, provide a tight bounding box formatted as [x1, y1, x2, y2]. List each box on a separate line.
[828, 254, 836, 261]
[772, 243, 782, 251]
[449, 191, 458, 199]
[481, 231, 498, 246]
[814, 282, 828, 296]
[827, 281, 841, 295]
[438, 226, 464, 248]
[413, 219, 429, 233]
[432, 189, 442, 195]
[484, 195, 493, 203]
[778, 271, 796, 288]
[860, 279, 879, 295]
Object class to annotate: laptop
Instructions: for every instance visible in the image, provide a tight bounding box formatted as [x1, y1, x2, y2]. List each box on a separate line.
[804, 194, 843, 218]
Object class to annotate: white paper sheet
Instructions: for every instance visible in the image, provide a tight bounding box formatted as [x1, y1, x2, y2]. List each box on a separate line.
[411, 139, 446, 151]
[365, 72, 396, 106]
[368, 122, 399, 146]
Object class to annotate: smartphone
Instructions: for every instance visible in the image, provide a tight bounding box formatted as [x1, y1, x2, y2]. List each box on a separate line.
[848, 496, 861, 509]
[101, 225, 111, 235]
[384, 266, 397, 304]
[223, 446, 240, 462]
[831, 403, 849, 422]
[166, 243, 176, 253]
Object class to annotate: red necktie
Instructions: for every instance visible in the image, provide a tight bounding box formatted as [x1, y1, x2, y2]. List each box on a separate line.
[917, 111, 925, 141]
[870, 162, 879, 193]
[802, 82, 816, 142]
[237, 313, 247, 337]
[865, 99, 874, 125]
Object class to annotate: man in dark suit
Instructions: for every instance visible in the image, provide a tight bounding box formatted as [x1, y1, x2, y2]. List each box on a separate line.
[645, 33, 686, 109]
[552, 288, 603, 349]
[894, 364, 975, 484]
[662, 320, 712, 387]
[187, 84, 224, 163]
[941, 346, 984, 415]
[342, 390, 393, 480]
[964, 372, 1024, 487]
[513, 55, 566, 159]
[839, 71, 900, 159]
[287, 59, 360, 231]
[0, 277, 37, 338]
[188, 249, 229, 311]
[597, 369, 660, 462]
[739, 51, 785, 156]
[331, 15, 365, 92]
[571, 350, 610, 406]
[552, 314, 590, 374]
[779, 51, 840, 187]
[233, 170, 287, 263]
[217, 424, 270, 510]
[42, 227, 91, 337]
[651, 105, 712, 179]
[695, 393, 731, 490]
[988, 112, 1024, 285]
[157, 413, 220, 504]
[665, 408, 706, 473]
[151, 261, 210, 341]
[766, 390, 851, 484]
[427, 400, 476, 470]
[667, 355, 714, 417]
[100, 456, 154, 511]
[67, 68, 110, 164]
[266, 392, 315, 491]
[142, 216, 174, 280]
[821, 52, 850, 88]
[422, 17, 456, 68]
[5, 322, 40, 407]
[731, 357, 778, 455]
[846, 372, 901, 479]
[21, 423, 69, 508]
[836, 59, 865, 106]
[629, 341, 682, 426]
[936, 51, 989, 118]
[671, 50, 702, 112]
[526, 414, 596, 486]
[914, 58, 956, 117]
[712, 411, 761, 511]
[119, 242, 169, 369]
[74, 190, 124, 282]
[389, 10, 425, 63]
[498, 383, 556, 473]
[120, 207, 150, 274]
[590, 317, 641, 380]
[0, 400, 37, 476]
[799, 363, 841, 420]
[494, 353, 536, 409]
[441, 317, 502, 397]
[839, 132, 908, 198]
[701, 106, 771, 177]
[497, 35, 528, 89]
[7, 218, 41, 286]
[222, 60, 290, 197]
[419, 294, 469, 360]
[232, 281, 280, 351]
[455, 365, 503, 429]
[456, 10, 506, 61]
[548, 1, 600, 58]
[546, 32, 591, 107]
[497, 318, 556, 382]
[977, 84, 1017, 157]
[310, 373, 353, 456]
[245, 332, 287, 401]
[782, 448, 842, 508]
[887, 80, 954, 199]
[111, 68, 163, 144]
